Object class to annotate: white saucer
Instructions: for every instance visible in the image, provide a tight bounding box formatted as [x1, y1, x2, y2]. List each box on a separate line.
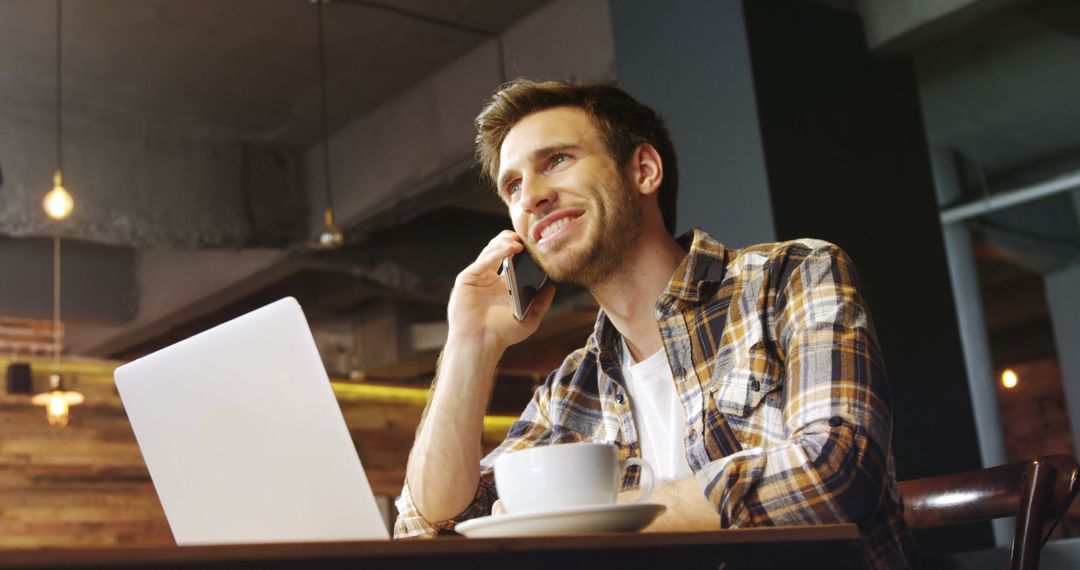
[455, 503, 666, 538]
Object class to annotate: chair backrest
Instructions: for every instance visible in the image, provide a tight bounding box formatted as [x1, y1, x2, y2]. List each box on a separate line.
[899, 455, 1079, 570]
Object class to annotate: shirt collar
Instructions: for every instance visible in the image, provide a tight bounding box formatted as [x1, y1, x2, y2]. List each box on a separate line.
[656, 228, 731, 314]
[584, 227, 732, 357]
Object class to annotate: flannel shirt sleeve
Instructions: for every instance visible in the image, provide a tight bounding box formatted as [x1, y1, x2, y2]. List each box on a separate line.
[393, 371, 557, 538]
[694, 243, 895, 528]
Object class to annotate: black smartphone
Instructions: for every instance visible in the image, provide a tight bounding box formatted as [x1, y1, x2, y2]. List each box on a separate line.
[500, 252, 549, 321]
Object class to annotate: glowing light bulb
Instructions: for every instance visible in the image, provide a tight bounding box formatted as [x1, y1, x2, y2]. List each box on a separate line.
[31, 373, 84, 428]
[43, 171, 74, 220]
[1002, 369, 1018, 389]
[46, 391, 70, 427]
[317, 207, 343, 249]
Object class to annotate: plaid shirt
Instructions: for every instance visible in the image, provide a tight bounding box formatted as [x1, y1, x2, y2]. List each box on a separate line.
[396, 229, 915, 569]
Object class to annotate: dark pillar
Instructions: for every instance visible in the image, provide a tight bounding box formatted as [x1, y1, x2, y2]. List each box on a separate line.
[743, 0, 992, 559]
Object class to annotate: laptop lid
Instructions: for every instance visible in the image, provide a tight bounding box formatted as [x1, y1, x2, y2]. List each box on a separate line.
[115, 297, 390, 545]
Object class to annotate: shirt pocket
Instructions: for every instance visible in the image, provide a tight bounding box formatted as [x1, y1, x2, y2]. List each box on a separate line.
[710, 366, 764, 417]
[708, 352, 783, 420]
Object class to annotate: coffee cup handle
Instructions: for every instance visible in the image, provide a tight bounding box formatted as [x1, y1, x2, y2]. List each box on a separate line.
[620, 457, 655, 504]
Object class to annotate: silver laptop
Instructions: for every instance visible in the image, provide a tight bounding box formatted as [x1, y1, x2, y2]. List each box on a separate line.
[115, 297, 390, 545]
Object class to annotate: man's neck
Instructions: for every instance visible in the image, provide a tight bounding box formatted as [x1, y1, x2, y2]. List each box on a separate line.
[591, 229, 687, 362]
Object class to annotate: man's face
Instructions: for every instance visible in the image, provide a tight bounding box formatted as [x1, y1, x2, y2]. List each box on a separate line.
[496, 107, 643, 287]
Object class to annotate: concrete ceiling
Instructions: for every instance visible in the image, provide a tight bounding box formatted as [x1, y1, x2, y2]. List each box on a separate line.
[0, 0, 547, 145]
[914, 0, 1080, 366]
[917, 0, 1080, 178]
[0, 0, 550, 248]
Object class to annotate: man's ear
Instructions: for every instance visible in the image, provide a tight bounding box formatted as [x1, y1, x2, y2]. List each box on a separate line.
[628, 143, 663, 197]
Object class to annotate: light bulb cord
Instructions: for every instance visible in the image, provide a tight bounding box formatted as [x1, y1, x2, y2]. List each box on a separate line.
[53, 236, 61, 366]
[316, 0, 333, 211]
[56, 0, 63, 172]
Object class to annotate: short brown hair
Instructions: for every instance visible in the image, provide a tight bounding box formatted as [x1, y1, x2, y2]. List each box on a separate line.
[475, 79, 679, 235]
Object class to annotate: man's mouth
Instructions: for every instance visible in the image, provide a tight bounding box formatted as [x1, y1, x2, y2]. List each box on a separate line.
[541, 217, 574, 240]
[532, 210, 584, 246]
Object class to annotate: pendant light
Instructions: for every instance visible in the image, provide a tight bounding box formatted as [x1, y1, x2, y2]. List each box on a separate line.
[31, 237, 84, 427]
[306, 0, 506, 250]
[31, 373, 84, 428]
[314, 0, 343, 250]
[43, 0, 74, 221]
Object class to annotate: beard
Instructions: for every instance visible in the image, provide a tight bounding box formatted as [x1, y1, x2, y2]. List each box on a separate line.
[527, 172, 643, 289]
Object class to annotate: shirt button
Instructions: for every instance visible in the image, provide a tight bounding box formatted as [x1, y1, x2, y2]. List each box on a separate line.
[828, 416, 843, 427]
[615, 393, 625, 405]
[750, 380, 761, 391]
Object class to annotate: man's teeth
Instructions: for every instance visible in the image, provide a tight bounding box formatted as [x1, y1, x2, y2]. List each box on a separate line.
[540, 217, 574, 240]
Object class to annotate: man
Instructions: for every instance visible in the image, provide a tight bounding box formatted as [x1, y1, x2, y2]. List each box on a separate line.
[395, 79, 915, 568]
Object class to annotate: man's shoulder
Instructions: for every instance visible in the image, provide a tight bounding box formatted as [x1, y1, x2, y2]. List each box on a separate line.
[727, 238, 851, 278]
[733, 237, 840, 264]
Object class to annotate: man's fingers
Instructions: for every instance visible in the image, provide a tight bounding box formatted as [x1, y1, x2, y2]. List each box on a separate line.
[487, 229, 519, 246]
[522, 283, 557, 326]
[460, 234, 524, 282]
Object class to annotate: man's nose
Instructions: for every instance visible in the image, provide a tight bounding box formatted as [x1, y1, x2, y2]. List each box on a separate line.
[520, 175, 557, 213]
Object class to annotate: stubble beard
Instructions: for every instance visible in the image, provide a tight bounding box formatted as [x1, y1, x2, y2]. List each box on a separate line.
[530, 173, 643, 289]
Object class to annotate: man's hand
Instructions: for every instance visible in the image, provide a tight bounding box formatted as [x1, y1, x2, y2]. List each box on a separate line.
[447, 230, 556, 353]
[404, 231, 555, 525]
[494, 477, 719, 529]
[617, 477, 720, 532]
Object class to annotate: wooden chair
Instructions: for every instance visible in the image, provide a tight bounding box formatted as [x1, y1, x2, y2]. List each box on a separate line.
[899, 455, 1080, 570]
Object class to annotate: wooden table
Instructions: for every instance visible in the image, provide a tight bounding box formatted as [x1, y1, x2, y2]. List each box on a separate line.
[0, 525, 868, 569]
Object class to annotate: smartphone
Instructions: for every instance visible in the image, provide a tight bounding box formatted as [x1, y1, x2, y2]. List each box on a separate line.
[500, 252, 549, 321]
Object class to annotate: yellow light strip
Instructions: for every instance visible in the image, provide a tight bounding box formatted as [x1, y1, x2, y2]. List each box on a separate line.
[330, 381, 432, 405]
[0, 358, 518, 437]
[0, 357, 117, 375]
[482, 415, 517, 441]
[330, 380, 518, 439]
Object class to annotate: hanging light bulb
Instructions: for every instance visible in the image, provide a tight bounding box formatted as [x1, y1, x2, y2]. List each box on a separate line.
[46, 2, 74, 222]
[44, 170, 74, 220]
[310, 0, 345, 250]
[317, 207, 344, 249]
[31, 373, 84, 428]
[47, 390, 70, 426]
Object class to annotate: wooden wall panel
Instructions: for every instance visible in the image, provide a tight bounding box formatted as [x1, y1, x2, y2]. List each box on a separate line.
[0, 391, 173, 549]
[0, 358, 510, 549]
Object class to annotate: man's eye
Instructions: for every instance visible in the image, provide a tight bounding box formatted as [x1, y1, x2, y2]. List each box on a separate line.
[507, 181, 522, 195]
[551, 153, 569, 167]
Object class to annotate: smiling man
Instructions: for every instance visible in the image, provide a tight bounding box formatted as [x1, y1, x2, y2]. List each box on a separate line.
[395, 80, 915, 569]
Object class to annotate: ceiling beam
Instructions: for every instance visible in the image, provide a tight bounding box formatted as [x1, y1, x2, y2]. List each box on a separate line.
[858, 0, 1029, 52]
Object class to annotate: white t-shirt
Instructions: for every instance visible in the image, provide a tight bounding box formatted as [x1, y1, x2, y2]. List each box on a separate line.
[620, 339, 693, 481]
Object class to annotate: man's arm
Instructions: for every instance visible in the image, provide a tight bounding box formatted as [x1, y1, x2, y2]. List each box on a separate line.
[620, 243, 893, 530]
[616, 477, 719, 531]
[405, 340, 502, 524]
[699, 243, 893, 528]
[397, 231, 555, 535]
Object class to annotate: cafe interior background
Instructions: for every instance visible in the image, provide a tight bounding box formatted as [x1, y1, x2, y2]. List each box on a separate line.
[1, 0, 1079, 565]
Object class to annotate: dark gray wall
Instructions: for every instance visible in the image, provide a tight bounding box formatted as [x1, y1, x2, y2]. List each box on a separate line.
[0, 237, 136, 322]
[609, 0, 775, 246]
[742, 0, 991, 560]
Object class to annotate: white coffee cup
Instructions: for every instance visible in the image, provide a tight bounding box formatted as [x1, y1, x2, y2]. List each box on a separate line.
[493, 442, 655, 515]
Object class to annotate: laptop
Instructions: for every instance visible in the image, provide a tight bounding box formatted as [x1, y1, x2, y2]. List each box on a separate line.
[115, 297, 391, 545]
